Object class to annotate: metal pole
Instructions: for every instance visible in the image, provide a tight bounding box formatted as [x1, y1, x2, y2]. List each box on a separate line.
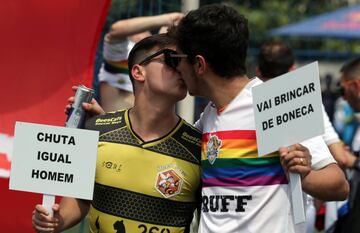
[177, 0, 199, 124]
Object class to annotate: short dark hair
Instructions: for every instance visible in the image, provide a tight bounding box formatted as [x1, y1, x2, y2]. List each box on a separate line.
[169, 4, 249, 78]
[128, 33, 177, 90]
[257, 40, 295, 79]
[340, 57, 360, 80]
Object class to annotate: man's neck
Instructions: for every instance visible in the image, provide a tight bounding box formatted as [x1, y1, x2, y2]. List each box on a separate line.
[129, 100, 179, 142]
[207, 74, 251, 108]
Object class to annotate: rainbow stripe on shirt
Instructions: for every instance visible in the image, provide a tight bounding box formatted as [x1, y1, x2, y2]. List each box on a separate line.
[201, 130, 288, 187]
[104, 59, 128, 74]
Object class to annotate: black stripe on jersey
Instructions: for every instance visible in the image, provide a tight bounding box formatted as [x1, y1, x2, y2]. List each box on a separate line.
[99, 126, 140, 147]
[91, 183, 196, 227]
[147, 137, 200, 165]
[170, 122, 202, 163]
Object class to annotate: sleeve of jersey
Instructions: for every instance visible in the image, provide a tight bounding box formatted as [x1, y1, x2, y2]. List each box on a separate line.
[321, 105, 340, 145]
[301, 135, 336, 170]
[84, 115, 99, 131]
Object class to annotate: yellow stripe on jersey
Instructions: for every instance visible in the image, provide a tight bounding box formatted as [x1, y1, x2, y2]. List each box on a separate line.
[89, 205, 186, 233]
[201, 148, 279, 160]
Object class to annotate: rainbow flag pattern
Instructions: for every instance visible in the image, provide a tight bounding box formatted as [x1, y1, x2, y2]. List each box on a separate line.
[201, 130, 288, 187]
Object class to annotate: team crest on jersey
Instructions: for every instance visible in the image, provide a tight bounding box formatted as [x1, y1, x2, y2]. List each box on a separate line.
[155, 169, 183, 198]
[206, 135, 222, 165]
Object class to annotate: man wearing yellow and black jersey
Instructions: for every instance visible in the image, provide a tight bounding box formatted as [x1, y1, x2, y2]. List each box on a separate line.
[32, 33, 201, 233]
[86, 109, 201, 233]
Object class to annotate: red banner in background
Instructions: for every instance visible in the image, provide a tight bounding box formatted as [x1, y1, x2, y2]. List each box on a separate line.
[0, 0, 110, 231]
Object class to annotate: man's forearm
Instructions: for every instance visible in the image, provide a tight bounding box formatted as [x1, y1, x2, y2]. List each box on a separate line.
[302, 163, 349, 201]
[108, 14, 176, 40]
[56, 197, 90, 232]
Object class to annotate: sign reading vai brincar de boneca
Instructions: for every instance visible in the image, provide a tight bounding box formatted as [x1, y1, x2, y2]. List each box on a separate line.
[252, 61, 324, 156]
[10, 122, 99, 200]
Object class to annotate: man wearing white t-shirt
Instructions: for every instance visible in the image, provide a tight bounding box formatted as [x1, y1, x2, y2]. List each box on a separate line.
[339, 57, 360, 233]
[170, 4, 349, 233]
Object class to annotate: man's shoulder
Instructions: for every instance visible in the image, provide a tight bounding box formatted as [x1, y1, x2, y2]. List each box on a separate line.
[174, 119, 202, 143]
[171, 119, 202, 163]
[85, 109, 127, 134]
[180, 120, 202, 137]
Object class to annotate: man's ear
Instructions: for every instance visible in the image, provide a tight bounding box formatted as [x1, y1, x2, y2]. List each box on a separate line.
[131, 64, 145, 83]
[194, 55, 207, 75]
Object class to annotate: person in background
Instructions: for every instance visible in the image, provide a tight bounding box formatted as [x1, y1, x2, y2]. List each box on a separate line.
[169, 4, 348, 233]
[32, 33, 201, 233]
[339, 57, 360, 233]
[322, 74, 337, 123]
[99, 12, 183, 112]
[333, 97, 358, 147]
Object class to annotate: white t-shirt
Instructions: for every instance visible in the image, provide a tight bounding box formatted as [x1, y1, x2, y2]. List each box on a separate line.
[195, 77, 335, 233]
[322, 105, 340, 146]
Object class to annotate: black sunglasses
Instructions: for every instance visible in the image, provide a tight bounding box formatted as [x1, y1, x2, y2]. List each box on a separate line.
[139, 49, 187, 69]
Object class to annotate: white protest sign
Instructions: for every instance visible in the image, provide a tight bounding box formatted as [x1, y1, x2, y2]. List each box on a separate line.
[252, 61, 324, 156]
[9, 122, 99, 200]
[252, 61, 324, 224]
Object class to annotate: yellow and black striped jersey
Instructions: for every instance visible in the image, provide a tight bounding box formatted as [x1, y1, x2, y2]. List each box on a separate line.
[85, 109, 201, 233]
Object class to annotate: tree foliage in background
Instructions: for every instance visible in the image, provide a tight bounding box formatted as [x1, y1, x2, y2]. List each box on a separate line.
[102, 0, 360, 59]
[226, 0, 360, 56]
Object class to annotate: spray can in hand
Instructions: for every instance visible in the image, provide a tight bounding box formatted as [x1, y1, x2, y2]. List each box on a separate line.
[65, 85, 94, 128]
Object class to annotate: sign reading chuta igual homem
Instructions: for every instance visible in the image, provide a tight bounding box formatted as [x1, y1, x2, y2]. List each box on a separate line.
[10, 122, 99, 200]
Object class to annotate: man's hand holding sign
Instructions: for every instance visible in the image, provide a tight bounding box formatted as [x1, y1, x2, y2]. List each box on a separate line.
[279, 144, 312, 180]
[253, 62, 328, 223]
